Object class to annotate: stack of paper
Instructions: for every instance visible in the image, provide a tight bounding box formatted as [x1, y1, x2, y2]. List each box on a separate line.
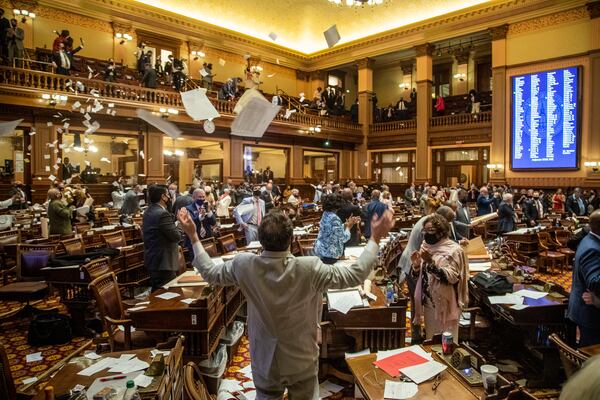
[399, 360, 447, 384]
[488, 294, 523, 305]
[373, 350, 429, 377]
[327, 289, 364, 314]
[513, 289, 548, 299]
[383, 381, 418, 399]
[469, 261, 492, 272]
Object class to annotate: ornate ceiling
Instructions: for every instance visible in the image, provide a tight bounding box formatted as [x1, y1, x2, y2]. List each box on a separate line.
[133, 0, 492, 54]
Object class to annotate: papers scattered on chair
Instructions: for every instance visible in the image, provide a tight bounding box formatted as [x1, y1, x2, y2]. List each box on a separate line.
[155, 291, 180, 300]
[399, 360, 447, 384]
[488, 294, 523, 305]
[26, 352, 43, 363]
[327, 289, 364, 314]
[180, 88, 220, 121]
[384, 381, 418, 399]
[513, 289, 548, 299]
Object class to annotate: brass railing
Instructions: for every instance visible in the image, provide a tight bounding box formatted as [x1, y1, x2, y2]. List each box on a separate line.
[370, 119, 417, 135]
[430, 111, 492, 128]
[0, 66, 363, 132]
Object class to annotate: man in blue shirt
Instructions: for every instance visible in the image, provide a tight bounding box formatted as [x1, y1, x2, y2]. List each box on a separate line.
[476, 186, 498, 216]
[362, 190, 389, 239]
[568, 209, 600, 346]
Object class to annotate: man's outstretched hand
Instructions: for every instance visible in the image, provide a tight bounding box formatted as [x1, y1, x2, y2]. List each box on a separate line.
[177, 208, 197, 239]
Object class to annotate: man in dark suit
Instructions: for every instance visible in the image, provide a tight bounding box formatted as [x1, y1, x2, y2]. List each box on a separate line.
[476, 186, 497, 216]
[362, 190, 389, 239]
[261, 182, 278, 212]
[120, 184, 143, 215]
[0, 9, 10, 64]
[52, 40, 83, 75]
[497, 193, 517, 235]
[338, 188, 362, 246]
[567, 209, 600, 346]
[183, 188, 216, 245]
[141, 63, 158, 88]
[566, 188, 588, 217]
[263, 166, 274, 182]
[522, 191, 545, 226]
[61, 157, 76, 181]
[454, 189, 472, 238]
[143, 184, 182, 292]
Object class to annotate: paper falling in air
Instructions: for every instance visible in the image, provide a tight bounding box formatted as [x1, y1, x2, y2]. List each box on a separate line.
[45, 166, 50, 172]
[27, 144, 32, 150]
[231, 96, 280, 138]
[57, 128, 63, 134]
[72, 101, 81, 110]
[48, 175, 56, 182]
[53, 164, 59, 170]
[234, 88, 266, 114]
[276, 58, 280, 65]
[108, 103, 115, 108]
[268, 32, 277, 41]
[100, 157, 111, 163]
[86, 105, 92, 113]
[85, 160, 91, 166]
[180, 88, 220, 121]
[29, 129, 36, 136]
[136, 109, 182, 139]
[284, 109, 296, 119]
[324, 24, 341, 48]
[267, 73, 276, 78]
[79, 108, 85, 114]
[139, 150, 145, 159]
[218, 58, 226, 66]
[0, 119, 23, 137]
[90, 89, 100, 98]
[63, 122, 70, 130]
[46, 122, 53, 127]
[363, 161, 368, 167]
[84, 113, 91, 121]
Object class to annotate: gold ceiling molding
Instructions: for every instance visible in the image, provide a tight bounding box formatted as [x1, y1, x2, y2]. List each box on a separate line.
[414, 43, 434, 57]
[507, 6, 589, 35]
[489, 24, 510, 39]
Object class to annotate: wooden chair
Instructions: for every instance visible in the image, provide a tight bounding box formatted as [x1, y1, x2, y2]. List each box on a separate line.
[74, 223, 91, 234]
[549, 333, 589, 378]
[551, 230, 575, 265]
[200, 237, 219, 257]
[82, 257, 112, 281]
[183, 362, 213, 400]
[536, 233, 567, 274]
[0, 244, 57, 318]
[107, 217, 121, 225]
[101, 230, 126, 249]
[218, 233, 237, 254]
[88, 272, 156, 351]
[60, 236, 85, 256]
[0, 230, 21, 285]
[501, 242, 531, 266]
[298, 239, 316, 257]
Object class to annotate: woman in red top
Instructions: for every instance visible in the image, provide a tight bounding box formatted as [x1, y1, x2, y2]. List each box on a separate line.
[552, 188, 565, 212]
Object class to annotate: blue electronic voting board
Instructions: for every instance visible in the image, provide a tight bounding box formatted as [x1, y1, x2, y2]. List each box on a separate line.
[511, 66, 579, 170]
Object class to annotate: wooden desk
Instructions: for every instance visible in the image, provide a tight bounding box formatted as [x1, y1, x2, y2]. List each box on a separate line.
[579, 344, 600, 357]
[32, 344, 183, 400]
[346, 346, 483, 400]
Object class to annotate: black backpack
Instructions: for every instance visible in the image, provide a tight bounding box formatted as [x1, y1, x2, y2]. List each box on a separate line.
[28, 312, 72, 346]
[471, 271, 513, 295]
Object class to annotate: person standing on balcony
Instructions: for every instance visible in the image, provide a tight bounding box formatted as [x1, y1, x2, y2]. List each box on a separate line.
[397, 97, 408, 120]
[0, 9, 9, 64]
[104, 58, 117, 82]
[200, 62, 214, 91]
[434, 94, 445, 116]
[469, 89, 481, 114]
[52, 40, 83, 75]
[141, 63, 158, 89]
[6, 19, 23, 67]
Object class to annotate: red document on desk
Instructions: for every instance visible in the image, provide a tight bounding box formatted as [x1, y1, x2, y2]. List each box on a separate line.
[373, 350, 429, 377]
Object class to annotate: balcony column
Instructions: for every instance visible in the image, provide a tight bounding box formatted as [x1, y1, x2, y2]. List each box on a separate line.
[489, 24, 509, 184]
[414, 44, 433, 184]
[357, 57, 374, 180]
[30, 118, 59, 203]
[230, 138, 244, 183]
[144, 131, 164, 184]
[587, 2, 600, 183]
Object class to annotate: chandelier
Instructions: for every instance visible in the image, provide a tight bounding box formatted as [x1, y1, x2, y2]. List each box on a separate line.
[328, 0, 385, 6]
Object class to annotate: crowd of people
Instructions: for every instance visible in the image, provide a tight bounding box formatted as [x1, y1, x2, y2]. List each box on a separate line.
[0, 9, 25, 66]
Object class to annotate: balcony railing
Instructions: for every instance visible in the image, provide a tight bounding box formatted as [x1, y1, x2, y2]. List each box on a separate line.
[430, 111, 492, 128]
[0, 66, 362, 132]
[370, 119, 416, 135]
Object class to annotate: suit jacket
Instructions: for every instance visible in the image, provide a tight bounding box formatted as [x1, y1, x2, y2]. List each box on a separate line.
[7, 26, 24, 50]
[362, 199, 388, 238]
[263, 170, 274, 182]
[476, 194, 495, 216]
[566, 195, 588, 216]
[120, 190, 141, 215]
[522, 198, 544, 224]
[191, 239, 379, 381]
[337, 200, 362, 246]
[497, 201, 516, 234]
[233, 197, 265, 225]
[454, 201, 471, 238]
[260, 190, 276, 211]
[52, 46, 82, 72]
[142, 68, 158, 88]
[142, 203, 182, 272]
[568, 233, 600, 330]
[185, 203, 216, 239]
[48, 199, 72, 235]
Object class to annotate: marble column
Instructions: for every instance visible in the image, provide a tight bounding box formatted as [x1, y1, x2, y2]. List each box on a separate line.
[357, 57, 374, 180]
[415, 44, 433, 184]
[489, 24, 509, 184]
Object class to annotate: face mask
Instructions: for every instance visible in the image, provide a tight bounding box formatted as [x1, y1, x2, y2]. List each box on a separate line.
[423, 233, 439, 245]
[195, 199, 205, 207]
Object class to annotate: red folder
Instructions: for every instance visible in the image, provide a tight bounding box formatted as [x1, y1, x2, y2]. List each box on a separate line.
[373, 350, 429, 377]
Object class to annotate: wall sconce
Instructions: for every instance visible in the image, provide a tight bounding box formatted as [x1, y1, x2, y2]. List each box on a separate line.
[14, 9, 35, 23]
[453, 73, 466, 82]
[42, 93, 68, 106]
[115, 32, 133, 45]
[308, 125, 322, 134]
[584, 161, 599, 172]
[398, 82, 410, 90]
[250, 65, 263, 73]
[486, 163, 503, 173]
[157, 108, 179, 118]
[191, 50, 205, 61]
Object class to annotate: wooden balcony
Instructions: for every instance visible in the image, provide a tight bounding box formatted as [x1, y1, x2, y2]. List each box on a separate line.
[0, 66, 363, 143]
[429, 111, 492, 130]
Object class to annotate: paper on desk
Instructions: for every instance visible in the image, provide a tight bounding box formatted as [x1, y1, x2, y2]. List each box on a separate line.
[399, 360, 447, 384]
[245, 241, 262, 250]
[84, 351, 102, 360]
[488, 294, 523, 305]
[510, 304, 530, 310]
[150, 349, 170, 357]
[128, 305, 147, 312]
[181, 298, 195, 304]
[319, 387, 332, 399]
[78, 357, 118, 376]
[136, 301, 150, 305]
[86, 371, 143, 399]
[384, 381, 418, 399]
[156, 292, 180, 300]
[133, 373, 154, 388]
[513, 289, 548, 299]
[327, 289, 363, 314]
[373, 350, 429, 377]
[469, 262, 492, 272]
[108, 357, 149, 374]
[376, 345, 432, 362]
[218, 379, 243, 393]
[345, 349, 368, 359]
[26, 352, 43, 363]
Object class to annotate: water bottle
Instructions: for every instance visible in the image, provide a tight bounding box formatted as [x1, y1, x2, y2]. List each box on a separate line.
[123, 380, 141, 400]
[386, 282, 394, 305]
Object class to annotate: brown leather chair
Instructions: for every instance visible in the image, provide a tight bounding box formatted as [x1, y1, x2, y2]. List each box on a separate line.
[549, 333, 589, 378]
[101, 231, 127, 249]
[0, 244, 57, 318]
[88, 272, 156, 351]
[218, 233, 237, 254]
[183, 362, 213, 400]
[60, 237, 85, 256]
[200, 237, 219, 257]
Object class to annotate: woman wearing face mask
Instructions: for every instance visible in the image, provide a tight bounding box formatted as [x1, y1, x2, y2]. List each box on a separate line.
[410, 214, 469, 340]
